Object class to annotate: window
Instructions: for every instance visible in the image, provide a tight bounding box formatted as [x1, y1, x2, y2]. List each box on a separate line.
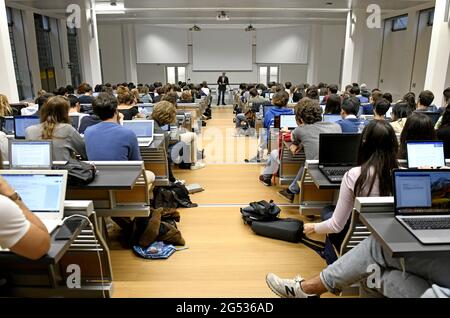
[259, 66, 279, 85]
[6, 7, 13, 26]
[392, 15, 408, 31]
[38, 15, 51, 32]
[427, 10, 434, 26]
[67, 27, 82, 88]
[166, 66, 186, 84]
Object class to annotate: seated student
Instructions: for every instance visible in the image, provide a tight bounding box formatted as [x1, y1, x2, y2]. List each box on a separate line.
[79, 114, 102, 134]
[25, 96, 87, 161]
[305, 86, 320, 102]
[324, 94, 341, 115]
[263, 91, 294, 129]
[350, 85, 369, 104]
[437, 106, 450, 158]
[179, 91, 193, 104]
[77, 83, 94, 104]
[398, 112, 437, 159]
[390, 101, 412, 134]
[117, 90, 144, 120]
[68, 95, 88, 130]
[235, 88, 266, 132]
[336, 97, 368, 133]
[259, 98, 341, 192]
[383, 92, 393, 105]
[21, 102, 39, 116]
[267, 235, 450, 298]
[151, 101, 183, 183]
[362, 90, 383, 115]
[84, 93, 141, 161]
[161, 93, 206, 170]
[139, 85, 153, 104]
[403, 92, 417, 112]
[321, 84, 339, 105]
[373, 98, 391, 121]
[0, 160, 51, 260]
[416, 90, 438, 112]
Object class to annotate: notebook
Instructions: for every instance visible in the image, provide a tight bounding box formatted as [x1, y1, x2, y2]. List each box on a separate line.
[0, 170, 68, 234]
[9, 140, 52, 170]
[393, 169, 450, 244]
[123, 120, 154, 147]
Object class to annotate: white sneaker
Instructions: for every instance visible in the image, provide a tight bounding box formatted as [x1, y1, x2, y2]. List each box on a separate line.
[191, 162, 206, 170]
[266, 273, 317, 298]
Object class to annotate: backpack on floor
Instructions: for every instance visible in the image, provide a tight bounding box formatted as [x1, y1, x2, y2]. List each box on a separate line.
[153, 183, 198, 209]
[251, 218, 325, 253]
[240, 200, 281, 225]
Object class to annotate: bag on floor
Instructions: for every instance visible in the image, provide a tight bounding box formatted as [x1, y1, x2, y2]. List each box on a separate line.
[153, 184, 198, 209]
[240, 200, 281, 225]
[251, 218, 325, 253]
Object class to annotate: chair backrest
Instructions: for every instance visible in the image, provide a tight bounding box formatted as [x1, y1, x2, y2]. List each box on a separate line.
[339, 209, 371, 256]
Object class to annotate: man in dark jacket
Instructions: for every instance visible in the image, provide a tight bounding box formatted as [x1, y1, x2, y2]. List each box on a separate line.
[217, 72, 229, 106]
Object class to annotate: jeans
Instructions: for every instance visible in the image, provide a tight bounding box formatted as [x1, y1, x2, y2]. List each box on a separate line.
[217, 89, 226, 105]
[320, 236, 450, 297]
[288, 166, 304, 194]
[262, 150, 280, 177]
[235, 113, 247, 129]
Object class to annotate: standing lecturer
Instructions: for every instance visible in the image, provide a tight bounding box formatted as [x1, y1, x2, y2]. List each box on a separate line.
[217, 72, 229, 106]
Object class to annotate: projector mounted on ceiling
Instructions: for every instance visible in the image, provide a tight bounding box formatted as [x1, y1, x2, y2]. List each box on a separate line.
[189, 25, 202, 31]
[217, 11, 230, 21]
[245, 24, 256, 31]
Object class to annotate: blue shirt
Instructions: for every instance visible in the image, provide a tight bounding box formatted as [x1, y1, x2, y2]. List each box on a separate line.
[84, 122, 142, 161]
[337, 117, 368, 133]
[264, 107, 295, 128]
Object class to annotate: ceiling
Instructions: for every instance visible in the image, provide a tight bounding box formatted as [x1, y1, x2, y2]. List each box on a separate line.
[6, 0, 434, 25]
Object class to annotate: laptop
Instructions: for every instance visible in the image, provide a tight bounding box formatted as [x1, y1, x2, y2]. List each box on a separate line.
[0, 170, 68, 234]
[406, 141, 445, 168]
[123, 120, 154, 147]
[393, 169, 450, 244]
[318, 133, 361, 183]
[2, 116, 14, 136]
[138, 104, 154, 116]
[323, 114, 342, 123]
[14, 116, 40, 139]
[9, 140, 52, 170]
[279, 114, 297, 130]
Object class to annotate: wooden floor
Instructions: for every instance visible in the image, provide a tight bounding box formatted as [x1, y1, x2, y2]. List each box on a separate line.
[110, 107, 331, 298]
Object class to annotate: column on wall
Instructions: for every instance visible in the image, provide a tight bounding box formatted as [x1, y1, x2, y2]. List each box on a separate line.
[424, 0, 450, 106]
[58, 19, 72, 87]
[22, 10, 41, 95]
[341, 9, 367, 89]
[306, 24, 322, 85]
[78, 0, 102, 86]
[122, 24, 138, 84]
[0, 0, 19, 102]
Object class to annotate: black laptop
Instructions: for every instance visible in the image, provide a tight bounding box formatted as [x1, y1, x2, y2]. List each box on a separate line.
[318, 133, 361, 183]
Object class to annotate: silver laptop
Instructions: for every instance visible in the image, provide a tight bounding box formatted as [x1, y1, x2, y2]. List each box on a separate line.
[406, 141, 445, 168]
[123, 120, 154, 147]
[0, 170, 68, 234]
[9, 140, 52, 170]
[279, 114, 297, 130]
[393, 169, 450, 244]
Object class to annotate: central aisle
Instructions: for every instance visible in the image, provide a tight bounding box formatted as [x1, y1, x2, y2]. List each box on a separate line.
[111, 107, 330, 298]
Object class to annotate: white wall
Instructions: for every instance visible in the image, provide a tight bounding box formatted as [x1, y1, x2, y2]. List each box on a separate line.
[98, 24, 126, 84]
[99, 23, 345, 86]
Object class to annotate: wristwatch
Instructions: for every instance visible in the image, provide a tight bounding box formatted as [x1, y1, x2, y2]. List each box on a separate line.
[7, 192, 22, 202]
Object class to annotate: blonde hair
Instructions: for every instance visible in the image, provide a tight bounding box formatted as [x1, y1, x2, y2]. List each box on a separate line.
[0, 94, 13, 117]
[152, 101, 176, 125]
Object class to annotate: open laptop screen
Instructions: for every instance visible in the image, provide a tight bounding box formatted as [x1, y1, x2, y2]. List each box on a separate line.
[1, 174, 64, 213]
[9, 141, 52, 169]
[280, 115, 297, 129]
[319, 133, 361, 166]
[123, 120, 154, 138]
[394, 170, 450, 215]
[407, 141, 445, 168]
[323, 114, 341, 123]
[2, 117, 14, 135]
[14, 116, 40, 139]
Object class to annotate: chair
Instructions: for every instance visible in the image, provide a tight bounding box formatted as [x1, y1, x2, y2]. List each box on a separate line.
[278, 141, 306, 186]
[140, 137, 170, 187]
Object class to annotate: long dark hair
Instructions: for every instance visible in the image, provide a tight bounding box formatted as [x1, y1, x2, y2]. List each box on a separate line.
[354, 120, 399, 197]
[439, 105, 450, 129]
[324, 94, 341, 114]
[399, 113, 437, 159]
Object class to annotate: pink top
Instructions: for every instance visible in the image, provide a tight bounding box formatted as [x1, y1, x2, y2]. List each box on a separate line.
[314, 167, 380, 234]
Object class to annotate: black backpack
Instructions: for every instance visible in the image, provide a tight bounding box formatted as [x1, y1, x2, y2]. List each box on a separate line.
[54, 158, 97, 186]
[153, 183, 198, 209]
[240, 200, 281, 225]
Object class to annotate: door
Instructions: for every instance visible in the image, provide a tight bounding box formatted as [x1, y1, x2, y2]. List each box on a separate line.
[259, 66, 279, 85]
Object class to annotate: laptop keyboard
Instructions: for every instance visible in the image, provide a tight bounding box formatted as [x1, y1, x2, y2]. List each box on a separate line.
[404, 218, 450, 230]
[323, 168, 350, 176]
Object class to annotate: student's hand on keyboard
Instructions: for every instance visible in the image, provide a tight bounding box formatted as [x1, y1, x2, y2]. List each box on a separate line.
[303, 223, 316, 235]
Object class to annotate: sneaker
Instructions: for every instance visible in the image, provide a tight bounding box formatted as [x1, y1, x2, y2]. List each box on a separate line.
[266, 273, 316, 298]
[174, 179, 186, 185]
[191, 162, 206, 170]
[278, 189, 294, 203]
[259, 175, 272, 187]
